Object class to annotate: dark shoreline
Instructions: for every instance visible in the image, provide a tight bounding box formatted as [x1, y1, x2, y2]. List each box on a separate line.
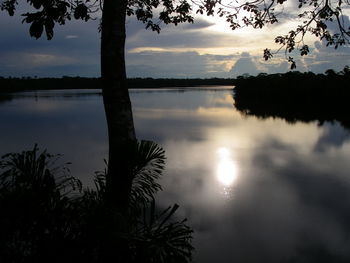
[233, 70, 350, 130]
[0, 77, 235, 92]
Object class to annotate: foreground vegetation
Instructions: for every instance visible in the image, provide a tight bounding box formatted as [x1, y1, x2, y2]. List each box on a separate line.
[234, 67, 350, 129]
[0, 144, 193, 263]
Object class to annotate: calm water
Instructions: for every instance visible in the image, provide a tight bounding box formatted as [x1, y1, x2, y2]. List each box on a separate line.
[1, 88, 350, 262]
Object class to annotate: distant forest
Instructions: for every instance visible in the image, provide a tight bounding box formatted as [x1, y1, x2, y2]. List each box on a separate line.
[0, 77, 235, 92]
[2, 68, 350, 130]
[234, 66, 350, 129]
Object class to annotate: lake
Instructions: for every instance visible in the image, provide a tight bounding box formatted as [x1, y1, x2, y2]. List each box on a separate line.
[1, 87, 350, 262]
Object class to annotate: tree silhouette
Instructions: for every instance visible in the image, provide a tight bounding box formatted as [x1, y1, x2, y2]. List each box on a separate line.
[233, 68, 350, 129]
[1, 0, 349, 208]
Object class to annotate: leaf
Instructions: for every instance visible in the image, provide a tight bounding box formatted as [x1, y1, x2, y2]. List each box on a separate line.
[263, 48, 273, 61]
[45, 19, 55, 40]
[21, 12, 41, 24]
[0, 0, 17, 16]
[288, 57, 296, 69]
[74, 3, 89, 21]
[29, 20, 44, 39]
[300, 44, 309, 56]
[31, 0, 42, 9]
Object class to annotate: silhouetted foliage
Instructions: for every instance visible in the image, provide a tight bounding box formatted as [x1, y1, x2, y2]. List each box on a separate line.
[0, 144, 193, 263]
[234, 67, 350, 129]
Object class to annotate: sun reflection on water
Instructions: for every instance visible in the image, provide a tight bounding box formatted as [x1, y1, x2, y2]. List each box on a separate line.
[216, 147, 238, 187]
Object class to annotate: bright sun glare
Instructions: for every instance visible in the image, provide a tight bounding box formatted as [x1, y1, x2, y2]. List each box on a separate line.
[216, 147, 237, 186]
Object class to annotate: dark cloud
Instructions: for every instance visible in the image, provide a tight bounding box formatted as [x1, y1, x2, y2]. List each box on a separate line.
[207, 54, 236, 61]
[182, 19, 215, 30]
[125, 16, 234, 50]
[0, 14, 100, 77]
[126, 17, 214, 37]
[326, 15, 350, 35]
[126, 51, 233, 78]
[127, 29, 233, 49]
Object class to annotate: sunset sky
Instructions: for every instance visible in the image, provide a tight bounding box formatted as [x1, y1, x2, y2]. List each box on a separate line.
[1, 2, 350, 78]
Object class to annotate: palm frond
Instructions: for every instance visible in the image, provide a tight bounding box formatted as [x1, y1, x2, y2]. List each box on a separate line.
[0, 144, 82, 195]
[130, 140, 165, 206]
[130, 201, 194, 263]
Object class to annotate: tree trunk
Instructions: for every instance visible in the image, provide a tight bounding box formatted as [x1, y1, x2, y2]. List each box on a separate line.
[101, 0, 136, 211]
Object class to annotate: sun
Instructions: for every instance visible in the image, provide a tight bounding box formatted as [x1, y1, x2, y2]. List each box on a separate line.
[216, 147, 238, 186]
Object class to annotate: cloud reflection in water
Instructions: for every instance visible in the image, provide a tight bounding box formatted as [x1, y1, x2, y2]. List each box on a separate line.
[3, 88, 350, 263]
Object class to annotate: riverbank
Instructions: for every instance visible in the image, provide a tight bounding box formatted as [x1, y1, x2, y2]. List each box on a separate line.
[233, 70, 350, 129]
[0, 77, 235, 92]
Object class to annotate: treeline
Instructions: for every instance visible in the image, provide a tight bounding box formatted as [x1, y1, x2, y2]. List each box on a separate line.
[0, 77, 235, 92]
[234, 67, 350, 129]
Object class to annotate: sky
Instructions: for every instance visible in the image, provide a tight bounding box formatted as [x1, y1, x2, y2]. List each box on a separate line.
[0, 2, 350, 78]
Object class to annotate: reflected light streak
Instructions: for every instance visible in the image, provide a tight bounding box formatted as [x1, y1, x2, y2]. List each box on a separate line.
[216, 147, 237, 186]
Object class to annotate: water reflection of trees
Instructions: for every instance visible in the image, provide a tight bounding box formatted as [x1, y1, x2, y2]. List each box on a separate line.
[0, 94, 13, 105]
[0, 144, 193, 263]
[233, 69, 350, 130]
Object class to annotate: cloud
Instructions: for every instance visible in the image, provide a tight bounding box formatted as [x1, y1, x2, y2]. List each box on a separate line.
[326, 15, 350, 35]
[27, 53, 77, 66]
[126, 51, 235, 78]
[125, 16, 277, 56]
[229, 52, 260, 77]
[1, 5, 350, 78]
[0, 52, 73, 67]
[228, 50, 315, 77]
[297, 15, 350, 73]
[314, 123, 350, 152]
[65, 35, 79, 39]
[0, 14, 100, 77]
[305, 41, 350, 73]
[182, 19, 215, 30]
[126, 23, 236, 51]
[261, 60, 290, 73]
